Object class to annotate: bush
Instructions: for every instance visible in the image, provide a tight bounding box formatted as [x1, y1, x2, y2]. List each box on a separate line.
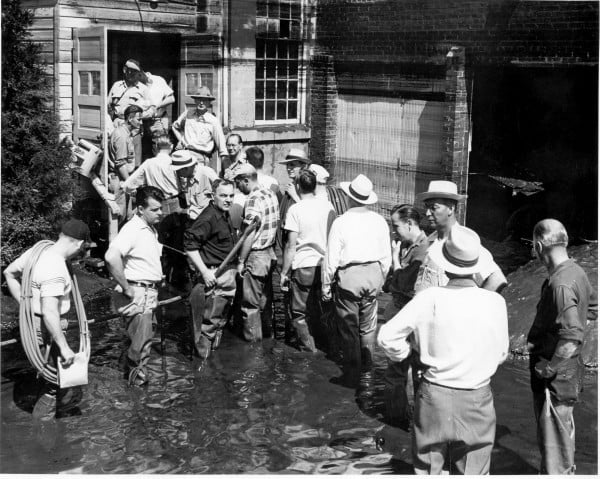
[1, 0, 75, 267]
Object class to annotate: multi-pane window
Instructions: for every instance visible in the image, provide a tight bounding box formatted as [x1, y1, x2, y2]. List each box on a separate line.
[256, 0, 302, 123]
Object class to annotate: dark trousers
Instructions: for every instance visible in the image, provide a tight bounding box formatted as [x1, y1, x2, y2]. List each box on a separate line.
[413, 380, 496, 475]
[384, 353, 422, 426]
[157, 211, 187, 286]
[189, 268, 237, 358]
[240, 248, 276, 342]
[289, 266, 322, 351]
[334, 263, 384, 372]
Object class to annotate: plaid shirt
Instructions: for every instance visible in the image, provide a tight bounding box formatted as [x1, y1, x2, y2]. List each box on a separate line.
[243, 186, 279, 250]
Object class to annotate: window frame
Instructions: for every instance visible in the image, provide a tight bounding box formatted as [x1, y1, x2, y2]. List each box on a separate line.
[254, 0, 306, 126]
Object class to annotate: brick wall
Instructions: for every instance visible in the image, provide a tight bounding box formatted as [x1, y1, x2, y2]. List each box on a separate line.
[315, 1, 598, 66]
[309, 54, 337, 171]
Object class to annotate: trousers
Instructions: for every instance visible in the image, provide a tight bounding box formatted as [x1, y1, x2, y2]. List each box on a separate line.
[189, 268, 237, 358]
[533, 389, 576, 474]
[240, 248, 276, 342]
[123, 285, 158, 364]
[413, 380, 496, 475]
[289, 266, 322, 351]
[334, 262, 384, 370]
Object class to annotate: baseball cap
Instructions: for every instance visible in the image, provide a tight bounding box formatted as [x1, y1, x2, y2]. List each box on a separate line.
[309, 164, 330, 184]
[61, 219, 91, 242]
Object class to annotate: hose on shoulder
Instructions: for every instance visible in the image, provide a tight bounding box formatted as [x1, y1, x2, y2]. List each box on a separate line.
[19, 241, 91, 385]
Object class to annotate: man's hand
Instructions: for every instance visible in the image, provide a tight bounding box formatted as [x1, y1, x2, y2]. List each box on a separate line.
[202, 269, 217, 288]
[322, 287, 332, 302]
[534, 358, 556, 379]
[237, 262, 246, 277]
[123, 286, 135, 300]
[392, 240, 402, 258]
[59, 344, 76, 368]
[280, 273, 289, 292]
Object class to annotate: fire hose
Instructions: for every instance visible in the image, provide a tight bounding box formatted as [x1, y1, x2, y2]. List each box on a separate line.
[18, 241, 90, 385]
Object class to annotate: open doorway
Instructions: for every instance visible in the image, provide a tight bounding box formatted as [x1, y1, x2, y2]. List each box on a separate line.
[107, 31, 180, 124]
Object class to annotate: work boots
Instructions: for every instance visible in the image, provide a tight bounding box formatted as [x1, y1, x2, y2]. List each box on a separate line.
[293, 320, 317, 353]
[356, 331, 377, 411]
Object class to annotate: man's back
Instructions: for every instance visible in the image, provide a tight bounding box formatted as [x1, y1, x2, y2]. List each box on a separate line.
[381, 285, 508, 389]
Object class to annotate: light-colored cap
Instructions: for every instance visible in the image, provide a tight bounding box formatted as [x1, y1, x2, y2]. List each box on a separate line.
[233, 163, 257, 178]
[309, 164, 330, 184]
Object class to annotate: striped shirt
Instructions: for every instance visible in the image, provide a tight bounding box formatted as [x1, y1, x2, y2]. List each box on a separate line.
[243, 186, 279, 250]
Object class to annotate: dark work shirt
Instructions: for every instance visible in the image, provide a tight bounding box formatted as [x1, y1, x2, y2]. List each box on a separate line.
[527, 259, 594, 360]
[389, 231, 429, 309]
[183, 202, 237, 266]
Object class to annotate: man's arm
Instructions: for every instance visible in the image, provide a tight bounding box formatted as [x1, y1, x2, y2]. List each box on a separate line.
[322, 221, 341, 300]
[3, 258, 24, 303]
[211, 118, 228, 158]
[281, 231, 298, 289]
[186, 250, 216, 288]
[41, 296, 75, 366]
[481, 269, 508, 294]
[237, 232, 255, 276]
[121, 163, 146, 194]
[183, 218, 217, 287]
[171, 112, 187, 147]
[104, 247, 134, 299]
[377, 293, 423, 362]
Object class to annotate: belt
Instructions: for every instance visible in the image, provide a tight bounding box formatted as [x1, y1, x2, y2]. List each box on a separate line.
[251, 244, 275, 252]
[127, 280, 159, 289]
[187, 147, 212, 156]
[338, 260, 378, 271]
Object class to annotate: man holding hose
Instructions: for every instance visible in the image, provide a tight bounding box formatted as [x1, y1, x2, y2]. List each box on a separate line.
[4, 219, 91, 420]
[184, 179, 238, 359]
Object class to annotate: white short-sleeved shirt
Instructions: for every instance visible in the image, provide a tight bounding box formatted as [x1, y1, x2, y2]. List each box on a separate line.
[121, 152, 179, 197]
[109, 215, 163, 282]
[145, 73, 174, 114]
[284, 196, 334, 269]
[10, 246, 71, 316]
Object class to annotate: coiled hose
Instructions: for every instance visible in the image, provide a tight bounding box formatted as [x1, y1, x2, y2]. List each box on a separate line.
[19, 241, 91, 385]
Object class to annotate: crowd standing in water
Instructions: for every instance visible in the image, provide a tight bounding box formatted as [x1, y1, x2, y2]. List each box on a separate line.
[3, 58, 596, 475]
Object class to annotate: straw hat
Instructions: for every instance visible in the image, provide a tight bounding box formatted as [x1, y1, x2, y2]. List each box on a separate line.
[340, 174, 378, 205]
[171, 150, 196, 170]
[416, 180, 467, 202]
[428, 225, 483, 275]
[190, 86, 215, 101]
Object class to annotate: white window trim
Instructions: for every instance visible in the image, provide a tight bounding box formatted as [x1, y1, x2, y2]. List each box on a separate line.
[255, 0, 306, 127]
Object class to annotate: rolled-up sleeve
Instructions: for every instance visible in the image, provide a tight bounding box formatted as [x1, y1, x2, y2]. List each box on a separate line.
[555, 285, 585, 343]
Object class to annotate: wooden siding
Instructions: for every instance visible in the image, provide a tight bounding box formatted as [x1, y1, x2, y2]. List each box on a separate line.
[53, 0, 199, 135]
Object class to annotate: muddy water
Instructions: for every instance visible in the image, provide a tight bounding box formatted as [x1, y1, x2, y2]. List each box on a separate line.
[1, 293, 597, 474]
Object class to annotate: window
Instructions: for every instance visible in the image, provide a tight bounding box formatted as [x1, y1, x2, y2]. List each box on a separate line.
[255, 0, 302, 123]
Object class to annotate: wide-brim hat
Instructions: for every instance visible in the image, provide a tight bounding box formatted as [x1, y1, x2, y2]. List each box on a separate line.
[171, 150, 197, 170]
[279, 148, 310, 164]
[340, 174, 378, 205]
[416, 180, 467, 202]
[428, 225, 483, 275]
[190, 86, 215, 101]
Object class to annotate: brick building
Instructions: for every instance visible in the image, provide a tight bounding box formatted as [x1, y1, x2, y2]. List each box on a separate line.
[310, 1, 598, 239]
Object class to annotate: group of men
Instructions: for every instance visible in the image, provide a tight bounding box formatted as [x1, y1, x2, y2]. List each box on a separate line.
[4, 58, 596, 475]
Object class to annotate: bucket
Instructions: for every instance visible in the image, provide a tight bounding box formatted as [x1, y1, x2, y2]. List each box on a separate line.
[70, 139, 103, 178]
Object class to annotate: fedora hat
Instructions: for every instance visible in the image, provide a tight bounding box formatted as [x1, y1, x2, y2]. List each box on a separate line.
[171, 150, 197, 170]
[416, 180, 467, 202]
[279, 148, 310, 164]
[190, 86, 215, 101]
[340, 174, 378, 205]
[428, 225, 482, 275]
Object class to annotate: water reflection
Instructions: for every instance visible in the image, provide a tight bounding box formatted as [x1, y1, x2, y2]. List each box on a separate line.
[1, 292, 597, 474]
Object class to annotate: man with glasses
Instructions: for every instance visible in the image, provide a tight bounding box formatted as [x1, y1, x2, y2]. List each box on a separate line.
[222, 133, 247, 179]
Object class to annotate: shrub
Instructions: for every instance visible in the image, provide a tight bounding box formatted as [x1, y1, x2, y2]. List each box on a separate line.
[1, 0, 75, 267]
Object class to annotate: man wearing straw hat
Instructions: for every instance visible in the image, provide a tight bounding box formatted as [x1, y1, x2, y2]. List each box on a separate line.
[322, 174, 391, 391]
[378, 225, 509, 475]
[414, 180, 507, 293]
[527, 219, 596, 474]
[171, 86, 228, 170]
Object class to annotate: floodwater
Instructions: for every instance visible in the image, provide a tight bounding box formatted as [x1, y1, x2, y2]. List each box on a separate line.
[1, 289, 597, 474]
